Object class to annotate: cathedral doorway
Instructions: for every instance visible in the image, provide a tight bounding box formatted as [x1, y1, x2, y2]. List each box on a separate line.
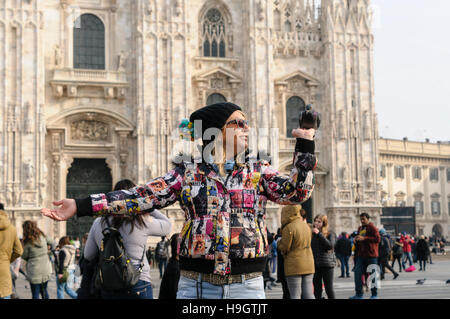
[66, 158, 112, 240]
[432, 224, 443, 239]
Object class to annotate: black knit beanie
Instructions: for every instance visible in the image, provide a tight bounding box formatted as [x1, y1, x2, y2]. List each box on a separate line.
[189, 102, 242, 146]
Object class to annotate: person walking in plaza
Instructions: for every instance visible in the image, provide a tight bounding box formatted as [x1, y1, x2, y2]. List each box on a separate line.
[349, 213, 381, 299]
[21, 220, 53, 299]
[378, 229, 399, 280]
[400, 233, 414, 270]
[156, 236, 170, 279]
[335, 232, 352, 278]
[311, 214, 336, 299]
[55, 236, 78, 299]
[275, 227, 290, 299]
[0, 204, 24, 299]
[158, 233, 181, 299]
[82, 179, 172, 299]
[416, 235, 430, 271]
[278, 205, 315, 299]
[41, 102, 317, 299]
[391, 236, 403, 272]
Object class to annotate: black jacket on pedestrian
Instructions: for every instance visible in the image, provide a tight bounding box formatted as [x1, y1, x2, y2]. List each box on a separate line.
[416, 239, 430, 261]
[334, 237, 352, 257]
[158, 256, 180, 299]
[311, 231, 336, 268]
[392, 240, 403, 256]
[378, 235, 391, 259]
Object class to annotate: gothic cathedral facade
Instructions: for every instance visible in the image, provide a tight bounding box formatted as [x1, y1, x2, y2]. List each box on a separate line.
[0, 0, 381, 239]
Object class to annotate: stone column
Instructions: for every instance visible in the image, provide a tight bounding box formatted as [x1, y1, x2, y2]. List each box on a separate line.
[423, 166, 430, 219]
[405, 164, 412, 206]
[386, 163, 393, 206]
[439, 166, 448, 220]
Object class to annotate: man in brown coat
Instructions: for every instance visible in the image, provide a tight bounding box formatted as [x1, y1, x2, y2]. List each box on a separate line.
[0, 204, 23, 299]
[278, 205, 315, 299]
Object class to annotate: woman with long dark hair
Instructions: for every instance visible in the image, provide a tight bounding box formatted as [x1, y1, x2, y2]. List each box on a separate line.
[21, 220, 53, 299]
[41, 102, 317, 299]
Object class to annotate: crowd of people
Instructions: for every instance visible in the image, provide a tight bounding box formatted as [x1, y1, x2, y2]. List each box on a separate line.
[0, 102, 447, 300]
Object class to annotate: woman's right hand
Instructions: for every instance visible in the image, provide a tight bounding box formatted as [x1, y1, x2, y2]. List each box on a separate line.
[41, 199, 77, 221]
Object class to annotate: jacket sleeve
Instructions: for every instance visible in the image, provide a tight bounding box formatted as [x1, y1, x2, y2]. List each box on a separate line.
[144, 210, 172, 237]
[260, 138, 317, 205]
[83, 219, 100, 262]
[317, 232, 336, 250]
[75, 165, 185, 217]
[21, 244, 29, 262]
[364, 225, 381, 244]
[278, 225, 294, 256]
[11, 234, 23, 263]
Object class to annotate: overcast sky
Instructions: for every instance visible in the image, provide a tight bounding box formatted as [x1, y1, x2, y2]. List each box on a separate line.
[371, 0, 450, 143]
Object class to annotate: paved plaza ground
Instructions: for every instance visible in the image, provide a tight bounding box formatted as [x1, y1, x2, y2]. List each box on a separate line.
[12, 254, 450, 300]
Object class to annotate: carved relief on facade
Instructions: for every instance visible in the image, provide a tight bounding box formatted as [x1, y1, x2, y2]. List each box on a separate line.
[24, 160, 34, 189]
[70, 120, 109, 142]
[192, 67, 242, 107]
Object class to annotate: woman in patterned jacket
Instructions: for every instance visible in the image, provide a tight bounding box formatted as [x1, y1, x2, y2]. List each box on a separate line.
[41, 102, 317, 299]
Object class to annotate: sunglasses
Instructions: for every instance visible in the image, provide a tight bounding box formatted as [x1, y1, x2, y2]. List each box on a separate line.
[225, 119, 249, 129]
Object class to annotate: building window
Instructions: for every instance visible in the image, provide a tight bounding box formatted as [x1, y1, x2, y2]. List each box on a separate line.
[286, 96, 305, 137]
[206, 93, 226, 105]
[412, 166, 422, 180]
[202, 8, 226, 58]
[431, 200, 441, 216]
[447, 168, 450, 182]
[73, 14, 105, 70]
[394, 166, 404, 179]
[414, 200, 424, 215]
[379, 164, 386, 178]
[430, 167, 439, 181]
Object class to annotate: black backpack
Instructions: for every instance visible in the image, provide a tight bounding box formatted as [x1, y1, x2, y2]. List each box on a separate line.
[94, 219, 146, 292]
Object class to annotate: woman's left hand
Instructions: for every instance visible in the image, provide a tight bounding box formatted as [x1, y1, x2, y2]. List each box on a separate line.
[292, 128, 315, 140]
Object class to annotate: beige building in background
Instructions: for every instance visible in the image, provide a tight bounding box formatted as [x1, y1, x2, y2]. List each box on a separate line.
[0, 0, 405, 243]
[379, 138, 450, 239]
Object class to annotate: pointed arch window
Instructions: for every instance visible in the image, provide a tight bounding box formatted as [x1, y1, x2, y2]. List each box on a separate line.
[286, 96, 306, 137]
[73, 14, 105, 70]
[202, 8, 226, 58]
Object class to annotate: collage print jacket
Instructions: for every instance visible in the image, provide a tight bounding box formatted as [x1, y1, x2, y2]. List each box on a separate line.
[76, 138, 317, 276]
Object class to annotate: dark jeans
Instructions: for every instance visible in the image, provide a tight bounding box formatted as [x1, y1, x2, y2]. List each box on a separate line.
[337, 254, 350, 277]
[101, 280, 153, 299]
[391, 254, 403, 272]
[159, 258, 168, 278]
[313, 266, 335, 299]
[354, 257, 378, 297]
[30, 282, 49, 299]
[378, 256, 398, 277]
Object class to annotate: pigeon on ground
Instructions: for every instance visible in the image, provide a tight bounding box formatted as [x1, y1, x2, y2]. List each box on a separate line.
[416, 278, 426, 285]
[446, 279, 450, 284]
